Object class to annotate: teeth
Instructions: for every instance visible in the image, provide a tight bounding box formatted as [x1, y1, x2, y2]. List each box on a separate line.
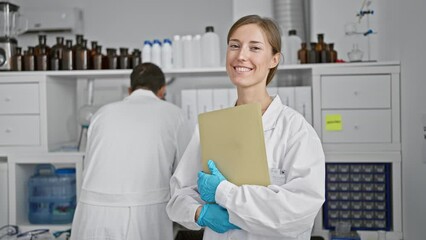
[235, 67, 251, 72]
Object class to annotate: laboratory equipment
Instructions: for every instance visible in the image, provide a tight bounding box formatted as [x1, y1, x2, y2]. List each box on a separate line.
[77, 79, 98, 151]
[329, 222, 360, 240]
[16, 229, 54, 240]
[28, 164, 76, 224]
[0, 1, 27, 70]
[347, 44, 363, 62]
[0, 225, 19, 239]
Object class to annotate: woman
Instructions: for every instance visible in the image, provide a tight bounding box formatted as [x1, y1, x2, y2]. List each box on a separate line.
[167, 15, 325, 240]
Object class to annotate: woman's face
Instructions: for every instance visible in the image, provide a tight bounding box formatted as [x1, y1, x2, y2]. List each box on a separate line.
[226, 23, 279, 89]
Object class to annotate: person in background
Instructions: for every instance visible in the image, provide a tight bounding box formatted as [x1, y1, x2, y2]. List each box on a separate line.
[167, 15, 325, 240]
[71, 62, 192, 240]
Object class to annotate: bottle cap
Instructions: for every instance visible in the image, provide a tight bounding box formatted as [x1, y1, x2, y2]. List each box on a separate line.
[163, 38, 172, 45]
[153, 39, 162, 45]
[205, 26, 214, 33]
[56, 168, 76, 175]
[144, 40, 152, 46]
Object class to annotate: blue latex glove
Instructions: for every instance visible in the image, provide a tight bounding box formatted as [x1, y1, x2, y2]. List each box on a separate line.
[197, 204, 240, 233]
[198, 160, 226, 203]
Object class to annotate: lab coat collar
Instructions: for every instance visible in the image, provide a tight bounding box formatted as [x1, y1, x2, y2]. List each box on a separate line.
[126, 88, 158, 100]
[262, 95, 283, 131]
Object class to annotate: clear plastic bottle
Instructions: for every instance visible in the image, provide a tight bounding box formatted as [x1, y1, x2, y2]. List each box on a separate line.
[162, 38, 173, 69]
[172, 35, 183, 69]
[287, 30, 302, 64]
[192, 34, 202, 68]
[201, 26, 220, 67]
[142, 40, 152, 63]
[151, 39, 162, 67]
[183, 35, 194, 68]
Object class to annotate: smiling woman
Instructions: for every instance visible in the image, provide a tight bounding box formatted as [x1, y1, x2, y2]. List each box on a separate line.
[167, 14, 325, 240]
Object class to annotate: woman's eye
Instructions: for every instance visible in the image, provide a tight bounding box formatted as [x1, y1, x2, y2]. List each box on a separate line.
[251, 46, 261, 51]
[229, 44, 239, 49]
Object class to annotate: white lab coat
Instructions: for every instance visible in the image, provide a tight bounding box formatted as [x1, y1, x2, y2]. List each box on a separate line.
[166, 95, 325, 240]
[71, 89, 192, 240]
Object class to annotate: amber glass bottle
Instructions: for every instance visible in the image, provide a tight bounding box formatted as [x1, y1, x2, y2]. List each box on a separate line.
[130, 49, 141, 68]
[75, 39, 88, 70]
[23, 47, 35, 71]
[89, 41, 98, 69]
[62, 40, 73, 70]
[308, 42, 318, 64]
[119, 47, 129, 69]
[11, 47, 23, 71]
[106, 48, 117, 69]
[34, 35, 51, 70]
[51, 37, 65, 70]
[329, 43, 338, 63]
[316, 34, 328, 63]
[297, 43, 308, 64]
[92, 45, 103, 70]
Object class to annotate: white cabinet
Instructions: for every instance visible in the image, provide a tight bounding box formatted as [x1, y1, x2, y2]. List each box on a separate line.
[0, 62, 402, 237]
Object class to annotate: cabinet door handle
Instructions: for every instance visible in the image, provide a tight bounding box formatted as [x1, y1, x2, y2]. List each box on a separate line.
[354, 125, 359, 130]
[5, 128, 12, 133]
[353, 91, 359, 96]
[4, 97, 11, 102]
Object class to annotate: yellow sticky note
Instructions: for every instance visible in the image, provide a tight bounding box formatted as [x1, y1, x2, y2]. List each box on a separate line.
[325, 114, 342, 131]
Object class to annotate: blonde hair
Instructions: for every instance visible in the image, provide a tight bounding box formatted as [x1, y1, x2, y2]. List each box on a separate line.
[227, 15, 281, 85]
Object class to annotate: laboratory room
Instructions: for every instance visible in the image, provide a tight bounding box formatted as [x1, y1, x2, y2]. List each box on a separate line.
[0, 0, 424, 239]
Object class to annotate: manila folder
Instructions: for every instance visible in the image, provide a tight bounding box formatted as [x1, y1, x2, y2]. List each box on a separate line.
[198, 103, 270, 186]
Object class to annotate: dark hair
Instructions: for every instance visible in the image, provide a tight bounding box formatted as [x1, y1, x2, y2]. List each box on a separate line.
[130, 63, 165, 93]
[227, 15, 281, 85]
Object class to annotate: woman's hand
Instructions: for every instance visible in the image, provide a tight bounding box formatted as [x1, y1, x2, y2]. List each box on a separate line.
[197, 160, 226, 203]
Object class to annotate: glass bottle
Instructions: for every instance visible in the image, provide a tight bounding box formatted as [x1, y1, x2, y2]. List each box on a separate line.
[106, 48, 117, 69]
[34, 35, 51, 70]
[11, 47, 23, 71]
[329, 43, 338, 63]
[51, 37, 65, 70]
[92, 45, 103, 70]
[118, 47, 129, 69]
[89, 41, 98, 69]
[73, 35, 84, 69]
[297, 42, 308, 64]
[75, 39, 88, 70]
[307, 42, 318, 64]
[62, 40, 73, 70]
[36, 47, 48, 71]
[23, 47, 35, 71]
[316, 33, 328, 63]
[130, 49, 141, 69]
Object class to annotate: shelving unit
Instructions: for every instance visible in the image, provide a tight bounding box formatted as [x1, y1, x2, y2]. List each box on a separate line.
[0, 62, 402, 237]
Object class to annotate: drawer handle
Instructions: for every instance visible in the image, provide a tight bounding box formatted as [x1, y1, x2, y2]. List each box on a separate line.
[5, 128, 12, 133]
[354, 125, 359, 130]
[4, 97, 11, 102]
[353, 91, 359, 96]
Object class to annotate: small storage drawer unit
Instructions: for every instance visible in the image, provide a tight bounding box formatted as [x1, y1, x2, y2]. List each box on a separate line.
[0, 116, 41, 145]
[323, 162, 392, 231]
[322, 110, 391, 143]
[321, 75, 391, 109]
[0, 83, 40, 114]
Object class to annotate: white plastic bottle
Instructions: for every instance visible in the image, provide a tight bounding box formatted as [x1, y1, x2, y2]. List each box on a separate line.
[172, 35, 183, 69]
[151, 39, 162, 68]
[287, 30, 302, 64]
[201, 26, 220, 67]
[192, 34, 202, 68]
[182, 35, 194, 68]
[142, 40, 152, 63]
[162, 38, 173, 69]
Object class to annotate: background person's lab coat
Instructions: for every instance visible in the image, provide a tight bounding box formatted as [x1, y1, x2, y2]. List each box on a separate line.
[71, 89, 192, 240]
[167, 96, 325, 240]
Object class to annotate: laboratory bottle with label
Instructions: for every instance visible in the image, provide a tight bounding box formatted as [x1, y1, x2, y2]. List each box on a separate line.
[172, 35, 183, 69]
[162, 38, 172, 69]
[201, 26, 220, 67]
[11, 47, 23, 71]
[142, 40, 152, 63]
[151, 39, 162, 67]
[62, 40, 73, 70]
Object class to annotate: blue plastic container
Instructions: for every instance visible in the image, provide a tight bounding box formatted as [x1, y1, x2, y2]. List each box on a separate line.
[28, 164, 76, 224]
